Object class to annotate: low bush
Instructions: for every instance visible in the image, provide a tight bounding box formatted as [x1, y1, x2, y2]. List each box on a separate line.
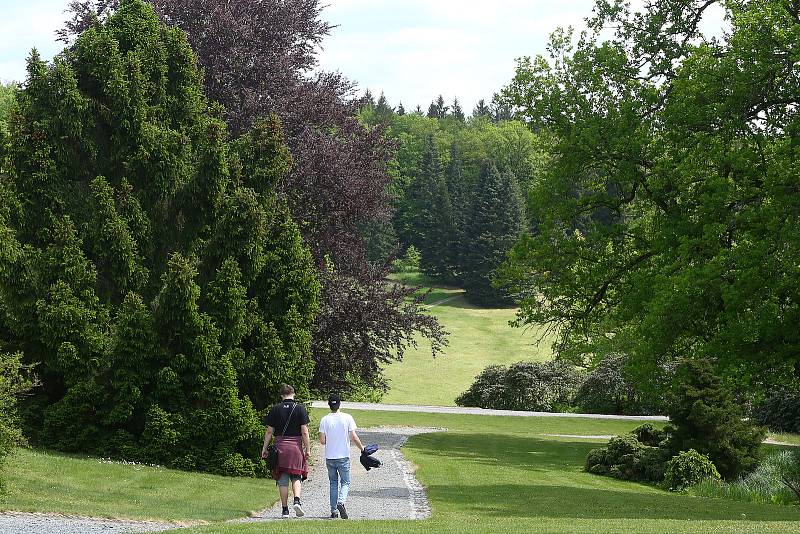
[391, 245, 421, 273]
[690, 450, 800, 506]
[456, 360, 585, 412]
[585, 425, 670, 483]
[752, 392, 800, 434]
[663, 449, 720, 491]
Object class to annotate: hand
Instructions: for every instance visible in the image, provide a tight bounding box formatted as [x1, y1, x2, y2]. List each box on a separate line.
[304, 450, 311, 459]
[261, 446, 268, 459]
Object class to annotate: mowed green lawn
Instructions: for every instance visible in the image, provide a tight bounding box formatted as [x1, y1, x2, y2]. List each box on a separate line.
[383, 272, 553, 406]
[4, 409, 798, 533]
[0, 448, 272, 522]
[186, 409, 800, 533]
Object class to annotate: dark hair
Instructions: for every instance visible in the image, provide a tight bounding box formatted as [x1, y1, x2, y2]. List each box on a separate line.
[280, 384, 295, 397]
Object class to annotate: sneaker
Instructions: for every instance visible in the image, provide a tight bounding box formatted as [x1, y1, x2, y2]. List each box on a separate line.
[293, 501, 305, 517]
[337, 502, 348, 519]
[330, 511, 339, 519]
[281, 507, 290, 518]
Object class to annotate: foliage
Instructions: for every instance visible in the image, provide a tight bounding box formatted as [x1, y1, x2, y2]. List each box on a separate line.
[462, 164, 525, 306]
[391, 245, 421, 273]
[663, 449, 720, 491]
[573, 354, 658, 415]
[585, 428, 670, 483]
[455, 360, 584, 412]
[398, 135, 455, 280]
[0, 352, 35, 488]
[63, 0, 446, 398]
[753, 392, 800, 434]
[691, 450, 800, 506]
[1, 0, 318, 475]
[499, 0, 800, 397]
[665, 359, 766, 480]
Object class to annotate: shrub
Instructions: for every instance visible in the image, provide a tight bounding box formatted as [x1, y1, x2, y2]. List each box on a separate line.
[574, 354, 659, 415]
[585, 431, 670, 483]
[456, 360, 585, 412]
[666, 359, 766, 480]
[691, 450, 800, 506]
[392, 246, 421, 273]
[633, 423, 666, 447]
[752, 392, 800, 434]
[664, 449, 720, 491]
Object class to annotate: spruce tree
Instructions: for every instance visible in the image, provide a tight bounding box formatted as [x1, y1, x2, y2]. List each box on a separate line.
[427, 95, 449, 120]
[445, 142, 469, 281]
[406, 136, 453, 280]
[463, 164, 525, 306]
[451, 98, 465, 122]
[472, 99, 492, 119]
[1, 0, 318, 475]
[374, 92, 394, 124]
[666, 359, 766, 480]
[396, 102, 406, 116]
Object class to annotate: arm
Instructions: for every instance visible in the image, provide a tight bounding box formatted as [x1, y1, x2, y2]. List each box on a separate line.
[301, 424, 311, 459]
[261, 426, 274, 458]
[350, 430, 364, 452]
[319, 432, 326, 445]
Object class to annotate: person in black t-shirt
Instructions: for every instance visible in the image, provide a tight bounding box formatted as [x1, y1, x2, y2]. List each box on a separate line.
[261, 384, 311, 518]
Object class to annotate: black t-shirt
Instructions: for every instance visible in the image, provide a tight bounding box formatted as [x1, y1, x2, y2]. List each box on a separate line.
[266, 399, 310, 437]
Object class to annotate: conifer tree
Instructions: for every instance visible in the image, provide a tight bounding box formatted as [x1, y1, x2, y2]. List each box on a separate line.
[445, 142, 469, 281]
[451, 98, 465, 122]
[374, 92, 394, 124]
[427, 95, 449, 120]
[472, 98, 492, 119]
[396, 102, 406, 116]
[403, 136, 453, 280]
[414, 105, 424, 116]
[463, 165, 525, 306]
[1, 0, 318, 475]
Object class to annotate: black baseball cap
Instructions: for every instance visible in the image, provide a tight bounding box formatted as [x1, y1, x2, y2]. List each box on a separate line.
[328, 394, 342, 407]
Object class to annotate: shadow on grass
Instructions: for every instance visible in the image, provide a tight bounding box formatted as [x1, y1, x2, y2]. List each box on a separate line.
[406, 432, 800, 522]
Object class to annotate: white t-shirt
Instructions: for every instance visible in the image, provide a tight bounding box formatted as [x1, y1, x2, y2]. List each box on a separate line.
[319, 412, 357, 459]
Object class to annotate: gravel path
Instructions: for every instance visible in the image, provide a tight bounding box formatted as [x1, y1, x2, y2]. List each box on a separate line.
[237, 426, 442, 522]
[310, 401, 668, 421]
[0, 512, 176, 534]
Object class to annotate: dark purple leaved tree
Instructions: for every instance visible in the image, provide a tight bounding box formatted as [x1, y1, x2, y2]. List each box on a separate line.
[60, 0, 446, 394]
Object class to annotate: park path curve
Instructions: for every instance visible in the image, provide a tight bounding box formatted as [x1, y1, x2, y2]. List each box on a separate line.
[311, 401, 669, 421]
[236, 426, 442, 522]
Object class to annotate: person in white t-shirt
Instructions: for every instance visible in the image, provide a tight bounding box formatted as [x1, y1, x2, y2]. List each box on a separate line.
[318, 394, 364, 519]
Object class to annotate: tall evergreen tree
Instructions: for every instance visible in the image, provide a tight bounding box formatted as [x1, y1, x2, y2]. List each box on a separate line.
[396, 102, 406, 116]
[451, 98, 465, 122]
[362, 88, 375, 107]
[445, 142, 469, 281]
[472, 98, 492, 119]
[401, 136, 453, 280]
[463, 165, 525, 306]
[427, 95, 449, 120]
[491, 92, 513, 122]
[374, 92, 394, 124]
[1, 0, 318, 475]
[414, 105, 424, 116]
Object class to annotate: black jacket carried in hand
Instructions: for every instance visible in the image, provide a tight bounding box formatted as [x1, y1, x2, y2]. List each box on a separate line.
[360, 445, 382, 470]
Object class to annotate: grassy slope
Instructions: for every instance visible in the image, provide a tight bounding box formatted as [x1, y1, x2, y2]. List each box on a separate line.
[0, 448, 272, 522]
[3, 410, 798, 532]
[383, 271, 552, 406]
[185, 409, 800, 533]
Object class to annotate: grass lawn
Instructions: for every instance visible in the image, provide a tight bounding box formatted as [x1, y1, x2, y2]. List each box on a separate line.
[0, 448, 273, 522]
[384, 271, 553, 406]
[4, 410, 798, 533]
[182, 409, 800, 533]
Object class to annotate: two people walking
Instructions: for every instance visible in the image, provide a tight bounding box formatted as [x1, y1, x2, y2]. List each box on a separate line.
[262, 386, 366, 519]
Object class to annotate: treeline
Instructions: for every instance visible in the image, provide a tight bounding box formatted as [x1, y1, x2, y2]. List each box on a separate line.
[359, 93, 549, 306]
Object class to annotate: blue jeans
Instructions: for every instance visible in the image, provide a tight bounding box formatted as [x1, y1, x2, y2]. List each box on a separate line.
[326, 457, 351, 513]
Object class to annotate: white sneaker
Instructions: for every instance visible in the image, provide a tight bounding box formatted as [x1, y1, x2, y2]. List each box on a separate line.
[294, 502, 305, 517]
